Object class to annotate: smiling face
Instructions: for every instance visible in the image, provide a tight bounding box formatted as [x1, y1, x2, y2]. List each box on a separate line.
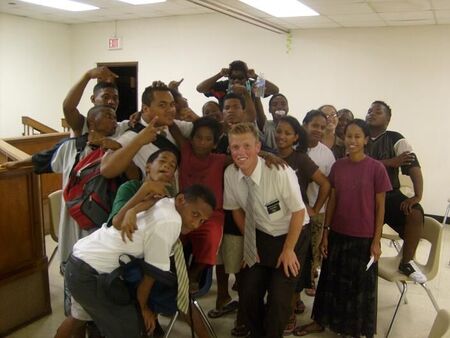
[229, 131, 261, 176]
[269, 95, 289, 122]
[145, 151, 177, 182]
[320, 105, 338, 131]
[275, 120, 298, 151]
[345, 123, 368, 156]
[176, 195, 213, 235]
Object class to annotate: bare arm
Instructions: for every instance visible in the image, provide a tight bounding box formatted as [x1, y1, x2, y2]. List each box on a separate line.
[320, 188, 336, 258]
[63, 67, 118, 135]
[0, 156, 33, 170]
[231, 208, 246, 235]
[400, 166, 423, 215]
[310, 169, 331, 215]
[100, 119, 159, 178]
[263, 79, 279, 96]
[137, 275, 156, 335]
[168, 123, 188, 148]
[277, 209, 304, 277]
[112, 180, 169, 230]
[196, 69, 228, 94]
[371, 192, 386, 262]
[254, 96, 267, 132]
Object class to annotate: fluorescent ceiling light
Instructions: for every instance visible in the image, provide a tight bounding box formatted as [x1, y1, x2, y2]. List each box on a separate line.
[117, 0, 166, 4]
[239, 0, 319, 18]
[19, 0, 98, 11]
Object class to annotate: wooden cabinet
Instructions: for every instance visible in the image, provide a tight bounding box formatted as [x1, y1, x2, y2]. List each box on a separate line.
[0, 167, 51, 336]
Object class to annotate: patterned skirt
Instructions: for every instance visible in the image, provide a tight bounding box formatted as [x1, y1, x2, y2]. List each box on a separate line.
[311, 230, 377, 337]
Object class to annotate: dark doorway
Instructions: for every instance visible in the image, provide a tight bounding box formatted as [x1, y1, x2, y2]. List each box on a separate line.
[97, 62, 138, 122]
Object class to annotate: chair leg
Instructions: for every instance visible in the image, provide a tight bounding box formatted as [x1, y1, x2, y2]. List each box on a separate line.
[386, 281, 407, 338]
[163, 311, 179, 338]
[192, 298, 217, 338]
[48, 245, 58, 265]
[421, 283, 440, 312]
[395, 281, 408, 304]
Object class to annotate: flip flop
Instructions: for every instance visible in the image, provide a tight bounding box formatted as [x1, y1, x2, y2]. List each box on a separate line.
[294, 299, 306, 314]
[283, 313, 297, 336]
[293, 322, 324, 336]
[207, 300, 239, 318]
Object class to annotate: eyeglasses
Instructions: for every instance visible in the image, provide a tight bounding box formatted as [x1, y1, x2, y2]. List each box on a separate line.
[326, 113, 337, 119]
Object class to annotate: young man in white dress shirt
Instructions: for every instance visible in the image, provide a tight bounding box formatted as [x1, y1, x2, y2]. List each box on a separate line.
[223, 122, 309, 338]
[65, 184, 215, 338]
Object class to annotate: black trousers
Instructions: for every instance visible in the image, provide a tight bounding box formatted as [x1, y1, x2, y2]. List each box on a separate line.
[65, 255, 144, 338]
[240, 230, 300, 338]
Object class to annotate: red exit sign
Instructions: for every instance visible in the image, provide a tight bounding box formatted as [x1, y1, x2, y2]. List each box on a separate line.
[108, 37, 122, 50]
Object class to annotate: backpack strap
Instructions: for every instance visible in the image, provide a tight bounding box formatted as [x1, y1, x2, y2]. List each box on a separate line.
[130, 122, 180, 158]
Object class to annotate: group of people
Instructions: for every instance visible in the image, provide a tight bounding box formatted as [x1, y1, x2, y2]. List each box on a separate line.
[2, 59, 426, 338]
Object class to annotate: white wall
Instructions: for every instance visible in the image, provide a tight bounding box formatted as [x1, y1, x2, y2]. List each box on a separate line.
[0, 13, 71, 137]
[1, 12, 448, 215]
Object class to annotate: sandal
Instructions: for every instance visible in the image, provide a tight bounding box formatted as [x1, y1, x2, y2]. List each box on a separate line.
[305, 281, 316, 297]
[294, 299, 306, 314]
[283, 314, 297, 336]
[207, 300, 239, 318]
[293, 322, 324, 336]
[231, 324, 250, 337]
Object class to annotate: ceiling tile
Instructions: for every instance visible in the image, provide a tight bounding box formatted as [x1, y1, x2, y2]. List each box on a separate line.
[370, 0, 432, 13]
[434, 9, 450, 18]
[431, 0, 450, 10]
[312, 3, 375, 15]
[379, 10, 434, 20]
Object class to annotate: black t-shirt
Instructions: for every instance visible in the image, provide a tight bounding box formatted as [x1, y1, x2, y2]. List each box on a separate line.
[367, 130, 420, 190]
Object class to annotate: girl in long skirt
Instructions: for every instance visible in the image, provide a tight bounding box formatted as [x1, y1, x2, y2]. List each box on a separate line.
[294, 119, 392, 337]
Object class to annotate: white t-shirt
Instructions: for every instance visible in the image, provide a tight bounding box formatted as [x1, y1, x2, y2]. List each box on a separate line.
[306, 142, 335, 212]
[51, 138, 94, 263]
[224, 157, 308, 236]
[73, 198, 181, 274]
[115, 118, 193, 176]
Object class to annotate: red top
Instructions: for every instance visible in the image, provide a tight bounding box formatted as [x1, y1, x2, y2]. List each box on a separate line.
[329, 156, 392, 238]
[179, 142, 227, 220]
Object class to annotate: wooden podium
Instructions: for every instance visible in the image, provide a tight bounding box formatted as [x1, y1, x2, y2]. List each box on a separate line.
[0, 132, 68, 336]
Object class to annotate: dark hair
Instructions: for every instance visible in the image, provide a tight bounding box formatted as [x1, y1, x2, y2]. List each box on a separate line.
[93, 82, 118, 94]
[191, 117, 222, 144]
[86, 105, 116, 129]
[229, 60, 248, 75]
[202, 101, 220, 114]
[141, 81, 170, 107]
[344, 118, 370, 138]
[223, 92, 246, 110]
[372, 100, 392, 117]
[146, 148, 180, 166]
[302, 109, 327, 125]
[318, 104, 337, 114]
[269, 93, 288, 107]
[337, 108, 354, 119]
[182, 184, 216, 210]
[278, 116, 309, 153]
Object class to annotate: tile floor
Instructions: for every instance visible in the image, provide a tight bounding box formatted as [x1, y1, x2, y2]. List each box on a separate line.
[6, 225, 450, 338]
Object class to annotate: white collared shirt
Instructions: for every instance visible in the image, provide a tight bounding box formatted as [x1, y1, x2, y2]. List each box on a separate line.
[223, 157, 309, 236]
[115, 118, 192, 176]
[73, 198, 181, 274]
